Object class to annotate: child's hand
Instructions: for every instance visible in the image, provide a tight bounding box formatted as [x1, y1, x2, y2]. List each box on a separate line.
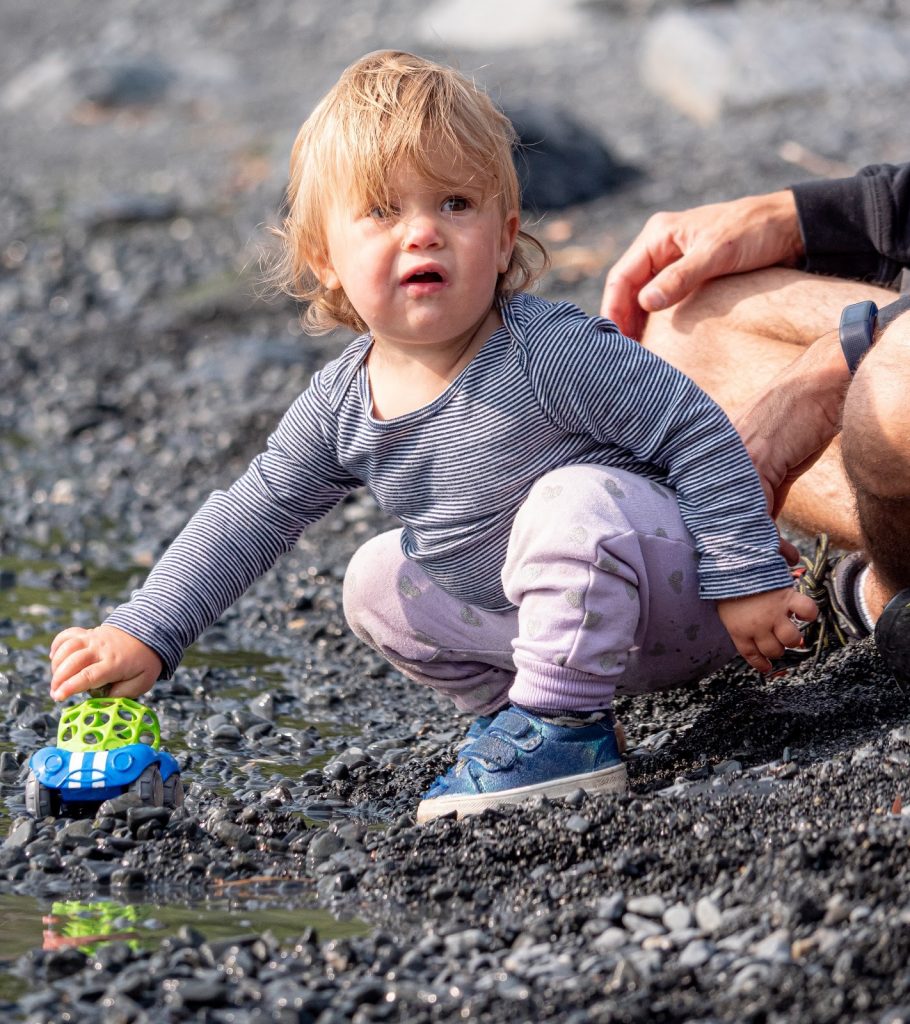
[717, 587, 818, 674]
[49, 625, 162, 702]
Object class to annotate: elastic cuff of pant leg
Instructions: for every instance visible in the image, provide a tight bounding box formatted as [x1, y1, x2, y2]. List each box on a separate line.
[515, 703, 614, 725]
[508, 659, 616, 713]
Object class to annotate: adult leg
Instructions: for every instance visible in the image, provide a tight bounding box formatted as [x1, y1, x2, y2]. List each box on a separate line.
[642, 267, 896, 547]
[841, 311, 910, 615]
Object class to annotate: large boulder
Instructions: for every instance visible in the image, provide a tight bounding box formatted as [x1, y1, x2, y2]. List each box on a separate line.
[641, 6, 910, 123]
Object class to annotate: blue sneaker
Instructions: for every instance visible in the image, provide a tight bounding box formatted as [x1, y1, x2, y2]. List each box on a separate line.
[457, 709, 505, 748]
[417, 706, 627, 823]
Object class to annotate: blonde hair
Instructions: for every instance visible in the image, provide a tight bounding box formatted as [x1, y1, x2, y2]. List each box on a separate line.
[271, 50, 547, 334]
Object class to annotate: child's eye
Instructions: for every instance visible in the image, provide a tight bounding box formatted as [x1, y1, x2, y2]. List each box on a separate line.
[442, 196, 470, 213]
[368, 204, 397, 221]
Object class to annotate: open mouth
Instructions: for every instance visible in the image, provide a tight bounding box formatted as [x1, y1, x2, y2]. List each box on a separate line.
[404, 270, 444, 284]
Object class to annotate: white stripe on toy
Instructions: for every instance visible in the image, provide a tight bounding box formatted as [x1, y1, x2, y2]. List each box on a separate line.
[68, 751, 85, 788]
[92, 751, 109, 788]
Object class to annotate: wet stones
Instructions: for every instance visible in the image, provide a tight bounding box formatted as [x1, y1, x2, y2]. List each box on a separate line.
[1, 2, 910, 1021]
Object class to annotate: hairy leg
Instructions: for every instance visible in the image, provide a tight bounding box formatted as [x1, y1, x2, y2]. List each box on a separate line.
[642, 267, 897, 547]
[842, 311, 910, 613]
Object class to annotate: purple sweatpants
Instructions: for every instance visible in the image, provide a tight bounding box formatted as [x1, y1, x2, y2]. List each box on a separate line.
[342, 465, 736, 715]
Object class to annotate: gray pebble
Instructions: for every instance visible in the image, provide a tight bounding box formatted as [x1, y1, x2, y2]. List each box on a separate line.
[593, 927, 630, 953]
[626, 894, 667, 918]
[749, 929, 793, 963]
[678, 938, 715, 968]
[443, 929, 489, 956]
[3, 817, 36, 849]
[662, 903, 694, 932]
[694, 896, 723, 934]
[565, 813, 591, 834]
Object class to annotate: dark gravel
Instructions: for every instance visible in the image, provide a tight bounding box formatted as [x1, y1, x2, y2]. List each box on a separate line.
[2, 1, 910, 1021]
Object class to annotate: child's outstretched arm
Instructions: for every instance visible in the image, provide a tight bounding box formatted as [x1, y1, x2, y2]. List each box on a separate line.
[45, 375, 359, 703]
[717, 587, 818, 674]
[49, 625, 162, 702]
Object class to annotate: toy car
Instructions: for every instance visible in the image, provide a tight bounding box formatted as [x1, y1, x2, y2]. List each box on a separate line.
[26, 697, 183, 818]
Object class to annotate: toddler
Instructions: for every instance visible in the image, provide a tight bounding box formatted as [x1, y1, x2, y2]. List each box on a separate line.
[50, 51, 816, 823]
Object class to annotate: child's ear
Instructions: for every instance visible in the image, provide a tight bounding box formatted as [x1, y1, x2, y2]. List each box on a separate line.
[315, 259, 342, 291]
[498, 211, 521, 273]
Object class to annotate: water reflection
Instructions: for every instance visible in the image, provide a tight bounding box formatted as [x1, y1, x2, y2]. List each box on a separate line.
[0, 891, 369, 961]
[41, 899, 143, 953]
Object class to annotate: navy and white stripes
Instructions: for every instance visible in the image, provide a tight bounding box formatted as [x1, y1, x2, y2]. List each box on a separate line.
[106, 292, 791, 676]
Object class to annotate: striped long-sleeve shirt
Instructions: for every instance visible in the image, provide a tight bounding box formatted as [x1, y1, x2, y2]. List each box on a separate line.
[107, 292, 792, 675]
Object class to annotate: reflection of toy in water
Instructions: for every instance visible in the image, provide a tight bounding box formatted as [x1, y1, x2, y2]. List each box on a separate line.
[26, 697, 182, 817]
[42, 899, 143, 953]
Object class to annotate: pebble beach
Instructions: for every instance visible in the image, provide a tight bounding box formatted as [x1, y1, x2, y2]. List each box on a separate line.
[2, 1, 910, 1021]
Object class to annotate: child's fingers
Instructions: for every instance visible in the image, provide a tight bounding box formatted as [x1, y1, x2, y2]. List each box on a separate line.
[49, 628, 89, 661]
[50, 637, 93, 678]
[50, 671, 89, 702]
[774, 615, 806, 651]
[740, 624, 804, 673]
[106, 674, 157, 699]
[50, 650, 120, 701]
[789, 591, 818, 622]
[735, 637, 773, 674]
[755, 632, 786, 664]
[50, 646, 99, 692]
[744, 650, 773, 674]
[50, 661, 115, 702]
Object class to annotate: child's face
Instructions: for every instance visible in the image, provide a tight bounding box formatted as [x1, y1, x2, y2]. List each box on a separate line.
[319, 153, 519, 350]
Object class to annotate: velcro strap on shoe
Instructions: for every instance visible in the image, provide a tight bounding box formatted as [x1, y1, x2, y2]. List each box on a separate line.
[461, 733, 518, 772]
[486, 709, 533, 739]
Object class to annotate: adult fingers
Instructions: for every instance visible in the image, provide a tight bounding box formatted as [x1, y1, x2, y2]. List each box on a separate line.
[600, 273, 648, 340]
[640, 244, 723, 313]
[601, 219, 682, 332]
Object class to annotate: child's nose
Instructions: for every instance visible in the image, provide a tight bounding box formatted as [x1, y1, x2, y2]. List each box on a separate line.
[401, 212, 442, 249]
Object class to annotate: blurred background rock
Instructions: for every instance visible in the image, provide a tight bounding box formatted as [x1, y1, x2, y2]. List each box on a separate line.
[2, 0, 907, 328]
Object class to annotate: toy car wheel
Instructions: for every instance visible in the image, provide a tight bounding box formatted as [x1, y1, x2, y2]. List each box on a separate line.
[162, 772, 184, 809]
[25, 770, 60, 819]
[128, 764, 164, 807]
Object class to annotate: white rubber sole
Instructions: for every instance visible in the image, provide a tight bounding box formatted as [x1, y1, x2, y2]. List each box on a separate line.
[416, 760, 628, 824]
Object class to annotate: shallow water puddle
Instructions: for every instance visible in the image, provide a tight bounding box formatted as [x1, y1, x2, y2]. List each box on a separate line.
[0, 556, 146, 653]
[0, 554, 291, 676]
[0, 889, 368, 962]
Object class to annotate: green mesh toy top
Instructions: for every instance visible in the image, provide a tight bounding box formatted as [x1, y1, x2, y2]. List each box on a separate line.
[56, 697, 161, 752]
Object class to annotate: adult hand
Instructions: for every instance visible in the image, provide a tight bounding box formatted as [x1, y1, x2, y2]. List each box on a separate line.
[735, 328, 850, 536]
[717, 585, 818, 674]
[49, 624, 162, 702]
[601, 190, 804, 339]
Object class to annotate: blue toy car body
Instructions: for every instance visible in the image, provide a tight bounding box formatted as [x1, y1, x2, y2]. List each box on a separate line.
[29, 743, 180, 807]
[25, 696, 184, 818]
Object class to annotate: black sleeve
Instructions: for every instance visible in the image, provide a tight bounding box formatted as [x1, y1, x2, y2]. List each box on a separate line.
[791, 162, 910, 287]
